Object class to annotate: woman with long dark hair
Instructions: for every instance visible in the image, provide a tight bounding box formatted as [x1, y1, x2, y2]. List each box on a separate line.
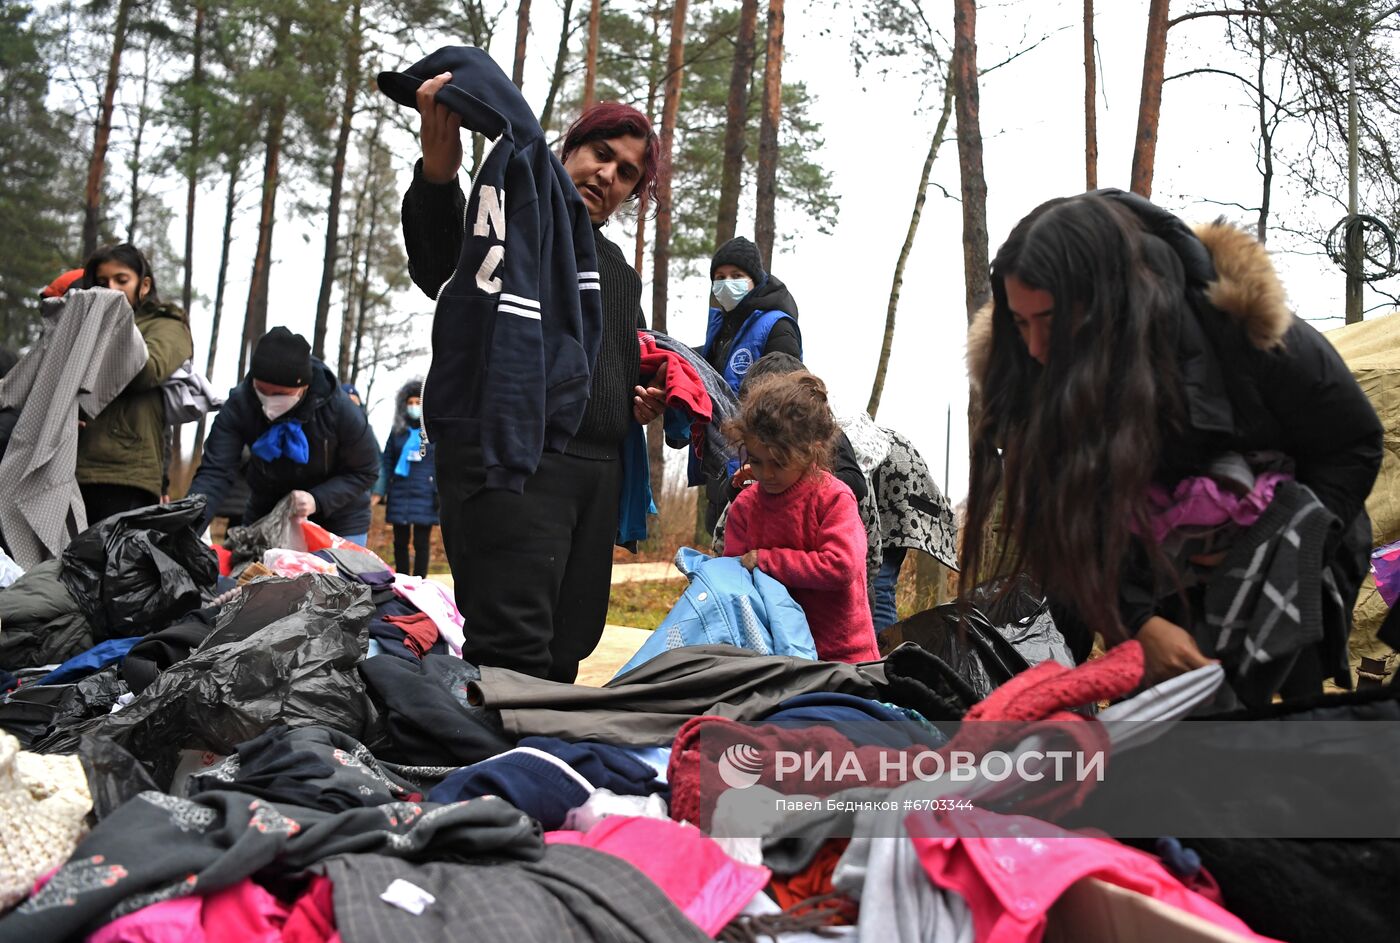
[77, 243, 192, 523]
[963, 190, 1382, 702]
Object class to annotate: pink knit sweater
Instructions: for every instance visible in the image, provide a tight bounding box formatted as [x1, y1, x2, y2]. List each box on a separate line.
[724, 470, 879, 664]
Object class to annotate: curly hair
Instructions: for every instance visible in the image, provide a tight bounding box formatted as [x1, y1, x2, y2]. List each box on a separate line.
[725, 371, 837, 472]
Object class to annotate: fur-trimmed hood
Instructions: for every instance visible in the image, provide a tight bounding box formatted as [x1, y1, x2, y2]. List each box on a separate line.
[392, 376, 425, 434]
[967, 214, 1293, 393]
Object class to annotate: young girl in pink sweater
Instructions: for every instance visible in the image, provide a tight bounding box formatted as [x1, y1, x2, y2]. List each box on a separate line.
[722, 372, 880, 664]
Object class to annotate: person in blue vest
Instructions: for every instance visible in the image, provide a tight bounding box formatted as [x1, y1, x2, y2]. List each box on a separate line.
[702, 236, 801, 392]
[372, 378, 438, 577]
[698, 236, 802, 530]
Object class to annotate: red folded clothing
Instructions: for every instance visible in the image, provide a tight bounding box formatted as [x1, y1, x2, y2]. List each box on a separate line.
[638, 332, 712, 456]
[384, 612, 440, 658]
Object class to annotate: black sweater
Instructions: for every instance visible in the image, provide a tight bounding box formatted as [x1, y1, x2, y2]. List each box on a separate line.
[401, 160, 643, 461]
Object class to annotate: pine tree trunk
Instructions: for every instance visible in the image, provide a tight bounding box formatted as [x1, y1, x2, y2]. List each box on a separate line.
[716, 0, 758, 246]
[83, 0, 135, 258]
[312, 0, 362, 361]
[194, 157, 241, 458]
[1084, 0, 1097, 190]
[583, 0, 601, 110]
[868, 66, 954, 419]
[1130, 0, 1171, 198]
[650, 0, 689, 338]
[634, 3, 663, 277]
[754, 0, 784, 268]
[350, 209, 377, 386]
[649, 0, 689, 502]
[341, 114, 383, 379]
[240, 110, 286, 375]
[182, 3, 206, 315]
[127, 46, 151, 242]
[539, 0, 577, 133]
[952, 0, 990, 323]
[633, 193, 649, 275]
[512, 0, 531, 87]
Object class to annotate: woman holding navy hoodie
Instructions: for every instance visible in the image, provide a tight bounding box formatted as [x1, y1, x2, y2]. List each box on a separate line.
[396, 62, 666, 684]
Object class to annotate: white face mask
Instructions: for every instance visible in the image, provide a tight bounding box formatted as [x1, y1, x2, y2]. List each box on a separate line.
[712, 277, 754, 312]
[256, 389, 303, 421]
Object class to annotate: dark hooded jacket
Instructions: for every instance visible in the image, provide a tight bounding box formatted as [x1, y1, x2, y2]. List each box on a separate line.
[701, 274, 801, 391]
[377, 378, 439, 526]
[189, 360, 380, 537]
[968, 191, 1384, 682]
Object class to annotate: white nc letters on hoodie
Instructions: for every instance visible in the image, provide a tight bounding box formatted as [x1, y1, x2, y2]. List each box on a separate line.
[473, 186, 505, 293]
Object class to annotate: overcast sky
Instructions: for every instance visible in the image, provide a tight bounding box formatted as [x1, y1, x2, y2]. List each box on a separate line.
[161, 0, 1387, 503]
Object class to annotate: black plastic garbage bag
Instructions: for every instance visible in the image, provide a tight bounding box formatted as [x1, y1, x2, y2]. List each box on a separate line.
[0, 666, 127, 747]
[880, 604, 1028, 700]
[880, 576, 1075, 701]
[77, 734, 160, 821]
[966, 574, 1075, 671]
[58, 495, 218, 639]
[224, 493, 305, 573]
[33, 574, 377, 787]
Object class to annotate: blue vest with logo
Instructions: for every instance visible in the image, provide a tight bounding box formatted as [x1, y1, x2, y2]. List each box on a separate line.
[703, 307, 801, 397]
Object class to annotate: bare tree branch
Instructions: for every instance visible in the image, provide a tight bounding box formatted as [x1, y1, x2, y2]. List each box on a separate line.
[1169, 8, 1273, 28]
[980, 24, 1072, 76]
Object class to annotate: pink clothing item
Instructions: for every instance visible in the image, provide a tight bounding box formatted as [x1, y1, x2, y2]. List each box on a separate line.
[204, 880, 289, 943]
[724, 470, 878, 664]
[1371, 538, 1400, 607]
[1137, 472, 1292, 545]
[545, 816, 770, 935]
[908, 810, 1283, 943]
[86, 896, 203, 943]
[86, 879, 289, 943]
[392, 575, 465, 655]
[263, 549, 337, 578]
[284, 876, 339, 943]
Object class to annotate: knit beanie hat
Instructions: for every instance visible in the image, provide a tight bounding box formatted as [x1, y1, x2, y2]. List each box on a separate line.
[711, 237, 766, 284]
[0, 732, 92, 910]
[251, 327, 313, 388]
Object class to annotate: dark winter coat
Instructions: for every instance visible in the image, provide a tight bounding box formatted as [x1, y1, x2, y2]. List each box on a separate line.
[968, 197, 1384, 680]
[188, 361, 380, 538]
[75, 299, 193, 499]
[377, 380, 439, 526]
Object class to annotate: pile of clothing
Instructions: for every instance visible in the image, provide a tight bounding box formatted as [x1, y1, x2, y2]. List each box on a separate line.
[1, 503, 1396, 942]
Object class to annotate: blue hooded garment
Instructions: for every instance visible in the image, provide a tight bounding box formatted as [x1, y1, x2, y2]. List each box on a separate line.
[613, 547, 817, 680]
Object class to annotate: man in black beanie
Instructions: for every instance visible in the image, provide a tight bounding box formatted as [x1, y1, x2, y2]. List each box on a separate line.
[189, 327, 380, 545]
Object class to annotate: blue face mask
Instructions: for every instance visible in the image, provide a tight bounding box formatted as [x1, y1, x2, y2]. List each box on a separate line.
[406, 404, 422, 421]
[712, 277, 753, 312]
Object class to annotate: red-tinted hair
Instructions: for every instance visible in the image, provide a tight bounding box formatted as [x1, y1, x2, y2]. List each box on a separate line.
[560, 102, 662, 204]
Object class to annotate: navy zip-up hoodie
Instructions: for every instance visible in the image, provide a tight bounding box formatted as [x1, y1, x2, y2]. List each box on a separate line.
[379, 47, 602, 492]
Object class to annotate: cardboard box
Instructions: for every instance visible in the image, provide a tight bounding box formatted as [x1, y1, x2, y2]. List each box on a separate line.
[1045, 877, 1262, 943]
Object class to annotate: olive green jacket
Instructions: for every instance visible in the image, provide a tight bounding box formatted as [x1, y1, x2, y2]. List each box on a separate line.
[75, 300, 193, 498]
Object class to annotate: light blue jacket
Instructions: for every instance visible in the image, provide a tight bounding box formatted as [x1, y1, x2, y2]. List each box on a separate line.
[614, 547, 817, 679]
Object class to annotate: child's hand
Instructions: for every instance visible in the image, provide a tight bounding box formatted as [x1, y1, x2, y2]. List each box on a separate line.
[740, 550, 760, 571]
[731, 462, 755, 490]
